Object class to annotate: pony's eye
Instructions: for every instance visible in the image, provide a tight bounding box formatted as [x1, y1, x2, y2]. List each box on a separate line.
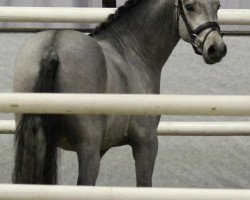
[185, 4, 195, 12]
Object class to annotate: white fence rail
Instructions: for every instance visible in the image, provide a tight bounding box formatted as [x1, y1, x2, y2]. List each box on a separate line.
[1, 93, 250, 116]
[0, 7, 116, 23]
[158, 122, 250, 136]
[0, 120, 14, 134]
[0, 185, 250, 200]
[0, 7, 248, 25]
[1, 120, 250, 136]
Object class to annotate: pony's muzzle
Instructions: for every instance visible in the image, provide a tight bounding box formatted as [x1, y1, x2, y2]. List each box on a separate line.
[207, 43, 227, 59]
[203, 31, 227, 64]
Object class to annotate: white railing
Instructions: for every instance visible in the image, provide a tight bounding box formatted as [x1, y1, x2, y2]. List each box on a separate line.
[2, 120, 250, 136]
[0, 7, 248, 25]
[0, 184, 250, 200]
[0, 94, 250, 136]
[1, 93, 250, 115]
[0, 7, 115, 23]
[0, 120, 14, 134]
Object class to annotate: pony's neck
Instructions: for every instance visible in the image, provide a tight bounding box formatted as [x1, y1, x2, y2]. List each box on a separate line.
[95, 0, 180, 71]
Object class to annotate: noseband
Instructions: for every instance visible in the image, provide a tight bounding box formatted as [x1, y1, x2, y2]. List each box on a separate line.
[176, 0, 222, 55]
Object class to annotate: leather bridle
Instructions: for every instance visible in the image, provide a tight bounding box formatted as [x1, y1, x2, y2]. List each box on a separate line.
[176, 0, 222, 55]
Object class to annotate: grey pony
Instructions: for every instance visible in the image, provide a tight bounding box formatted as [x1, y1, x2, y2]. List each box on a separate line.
[12, 0, 227, 186]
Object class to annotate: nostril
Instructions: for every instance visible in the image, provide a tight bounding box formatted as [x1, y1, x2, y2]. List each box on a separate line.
[207, 45, 216, 56]
[223, 45, 227, 56]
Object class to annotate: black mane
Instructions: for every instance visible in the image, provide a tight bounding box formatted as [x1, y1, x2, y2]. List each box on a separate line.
[89, 0, 142, 37]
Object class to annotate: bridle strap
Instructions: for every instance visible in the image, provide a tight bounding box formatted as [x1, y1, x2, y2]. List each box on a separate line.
[177, 0, 222, 55]
[193, 22, 220, 36]
[178, 0, 193, 36]
[191, 22, 221, 55]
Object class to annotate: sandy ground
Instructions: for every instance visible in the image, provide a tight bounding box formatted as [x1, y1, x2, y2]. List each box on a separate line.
[0, 33, 249, 188]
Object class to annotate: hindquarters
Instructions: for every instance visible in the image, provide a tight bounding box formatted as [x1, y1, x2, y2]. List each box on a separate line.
[13, 30, 108, 184]
[52, 30, 108, 94]
[14, 30, 107, 94]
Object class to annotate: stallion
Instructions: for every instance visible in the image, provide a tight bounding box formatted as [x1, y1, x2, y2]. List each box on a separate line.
[13, 0, 227, 186]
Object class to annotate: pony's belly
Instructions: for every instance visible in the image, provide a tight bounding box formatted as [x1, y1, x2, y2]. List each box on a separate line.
[57, 116, 130, 152]
[101, 115, 130, 151]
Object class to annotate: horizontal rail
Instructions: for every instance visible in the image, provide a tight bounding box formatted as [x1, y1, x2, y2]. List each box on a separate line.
[0, 185, 250, 200]
[2, 94, 250, 116]
[0, 7, 116, 23]
[0, 7, 248, 25]
[222, 31, 250, 37]
[0, 93, 250, 116]
[219, 9, 250, 25]
[2, 120, 250, 136]
[158, 122, 250, 136]
[0, 27, 93, 33]
[0, 120, 15, 134]
[1, 28, 250, 37]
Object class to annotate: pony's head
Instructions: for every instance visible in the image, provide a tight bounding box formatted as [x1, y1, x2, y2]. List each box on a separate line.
[177, 0, 227, 64]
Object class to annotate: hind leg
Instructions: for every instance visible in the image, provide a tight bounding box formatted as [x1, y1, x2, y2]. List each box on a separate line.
[64, 115, 105, 186]
[77, 148, 109, 185]
[76, 142, 101, 185]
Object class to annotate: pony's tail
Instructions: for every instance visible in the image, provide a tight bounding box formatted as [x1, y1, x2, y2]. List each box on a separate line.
[12, 47, 60, 184]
